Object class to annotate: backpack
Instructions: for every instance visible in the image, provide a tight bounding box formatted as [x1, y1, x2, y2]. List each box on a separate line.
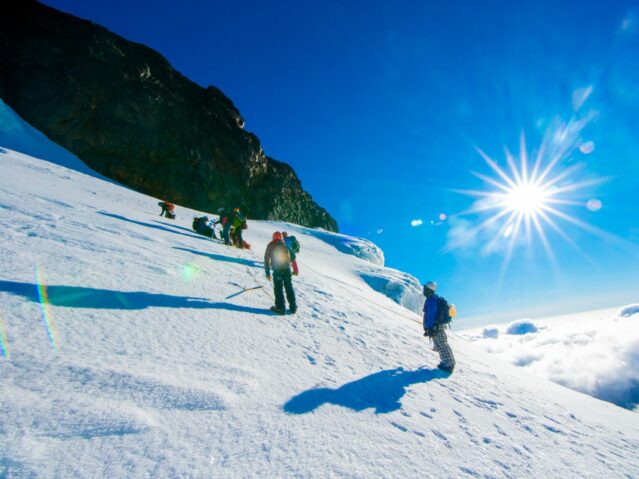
[288, 236, 300, 254]
[271, 242, 291, 269]
[435, 296, 453, 326]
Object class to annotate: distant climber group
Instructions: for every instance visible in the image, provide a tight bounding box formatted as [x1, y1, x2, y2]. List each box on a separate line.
[190, 207, 250, 249]
[157, 200, 455, 373]
[214, 207, 249, 249]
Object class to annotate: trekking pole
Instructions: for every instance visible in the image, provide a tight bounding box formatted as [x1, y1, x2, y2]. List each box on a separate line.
[225, 285, 264, 300]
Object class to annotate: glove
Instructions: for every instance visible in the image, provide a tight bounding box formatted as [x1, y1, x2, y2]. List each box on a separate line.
[266, 275, 272, 281]
[424, 328, 432, 337]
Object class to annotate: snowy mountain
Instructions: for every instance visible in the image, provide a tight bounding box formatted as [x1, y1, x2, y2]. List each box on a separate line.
[2, 113, 639, 477]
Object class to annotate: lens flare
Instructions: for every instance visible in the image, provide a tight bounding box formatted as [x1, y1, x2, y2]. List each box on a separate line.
[579, 141, 595, 154]
[586, 198, 602, 212]
[35, 266, 59, 351]
[0, 314, 10, 360]
[182, 263, 200, 282]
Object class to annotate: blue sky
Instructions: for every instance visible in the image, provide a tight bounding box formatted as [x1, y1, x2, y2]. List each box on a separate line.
[42, 0, 639, 324]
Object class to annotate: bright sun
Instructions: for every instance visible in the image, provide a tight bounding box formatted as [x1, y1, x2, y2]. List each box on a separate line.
[447, 132, 603, 266]
[502, 182, 549, 216]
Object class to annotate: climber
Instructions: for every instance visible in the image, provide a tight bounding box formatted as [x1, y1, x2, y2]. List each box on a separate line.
[423, 281, 456, 373]
[158, 200, 176, 219]
[215, 208, 232, 245]
[230, 207, 246, 249]
[264, 231, 297, 315]
[192, 216, 216, 238]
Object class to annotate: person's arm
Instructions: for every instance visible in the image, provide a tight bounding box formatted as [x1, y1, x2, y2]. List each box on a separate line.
[425, 296, 438, 329]
[264, 243, 272, 277]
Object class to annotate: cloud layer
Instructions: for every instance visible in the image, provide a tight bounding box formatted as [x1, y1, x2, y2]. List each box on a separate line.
[463, 305, 639, 412]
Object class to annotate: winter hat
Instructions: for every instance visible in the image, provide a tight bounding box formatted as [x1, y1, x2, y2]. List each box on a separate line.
[424, 281, 437, 292]
[272, 231, 283, 241]
[282, 231, 288, 237]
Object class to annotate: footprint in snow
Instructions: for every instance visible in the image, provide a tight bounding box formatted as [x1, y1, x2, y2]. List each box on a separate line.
[431, 429, 452, 448]
[459, 466, 481, 478]
[390, 421, 408, 432]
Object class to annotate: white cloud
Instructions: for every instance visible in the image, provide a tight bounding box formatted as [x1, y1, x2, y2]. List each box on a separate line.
[505, 319, 539, 335]
[462, 305, 639, 411]
[482, 327, 499, 339]
[620, 304, 639, 317]
[410, 219, 423, 227]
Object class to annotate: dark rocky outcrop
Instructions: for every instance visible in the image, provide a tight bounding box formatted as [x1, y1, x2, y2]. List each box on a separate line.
[0, 0, 337, 231]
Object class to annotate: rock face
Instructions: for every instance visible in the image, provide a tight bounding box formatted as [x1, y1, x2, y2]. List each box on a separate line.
[0, 0, 337, 231]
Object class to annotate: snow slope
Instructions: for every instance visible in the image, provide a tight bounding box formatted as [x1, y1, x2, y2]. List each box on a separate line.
[0, 99, 101, 178]
[1, 144, 639, 478]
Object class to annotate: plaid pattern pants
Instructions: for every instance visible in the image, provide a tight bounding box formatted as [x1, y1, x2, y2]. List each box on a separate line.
[432, 327, 455, 369]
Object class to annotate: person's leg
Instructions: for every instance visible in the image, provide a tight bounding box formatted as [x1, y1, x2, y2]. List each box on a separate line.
[291, 260, 299, 275]
[222, 225, 231, 245]
[236, 230, 244, 249]
[433, 328, 455, 370]
[273, 272, 285, 312]
[283, 270, 297, 312]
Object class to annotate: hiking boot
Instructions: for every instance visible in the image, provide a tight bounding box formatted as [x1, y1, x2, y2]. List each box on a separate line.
[270, 306, 285, 315]
[288, 307, 297, 314]
[437, 363, 454, 373]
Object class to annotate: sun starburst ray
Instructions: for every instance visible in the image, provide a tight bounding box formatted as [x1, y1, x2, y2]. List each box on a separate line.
[533, 151, 563, 186]
[529, 143, 546, 183]
[537, 209, 595, 264]
[475, 147, 518, 189]
[442, 208, 513, 253]
[471, 172, 514, 193]
[505, 147, 523, 185]
[519, 133, 529, 184]
[546, 177, 608, 196]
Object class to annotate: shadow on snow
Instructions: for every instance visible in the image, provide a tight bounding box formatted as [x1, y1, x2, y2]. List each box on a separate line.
[154, 220, 222, 240]
[283, 367, 449, 414]
[174, 247, 263, 268]
[0, 279, 272, 314]
[98, 211, 209, 242]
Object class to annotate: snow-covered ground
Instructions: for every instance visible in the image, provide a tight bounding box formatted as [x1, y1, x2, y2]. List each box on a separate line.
[461, 307, 639, 413]
[2, 110, 639, 477]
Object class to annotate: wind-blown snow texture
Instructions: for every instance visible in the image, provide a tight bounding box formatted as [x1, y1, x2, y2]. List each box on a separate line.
[2, 127, 639, 477]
